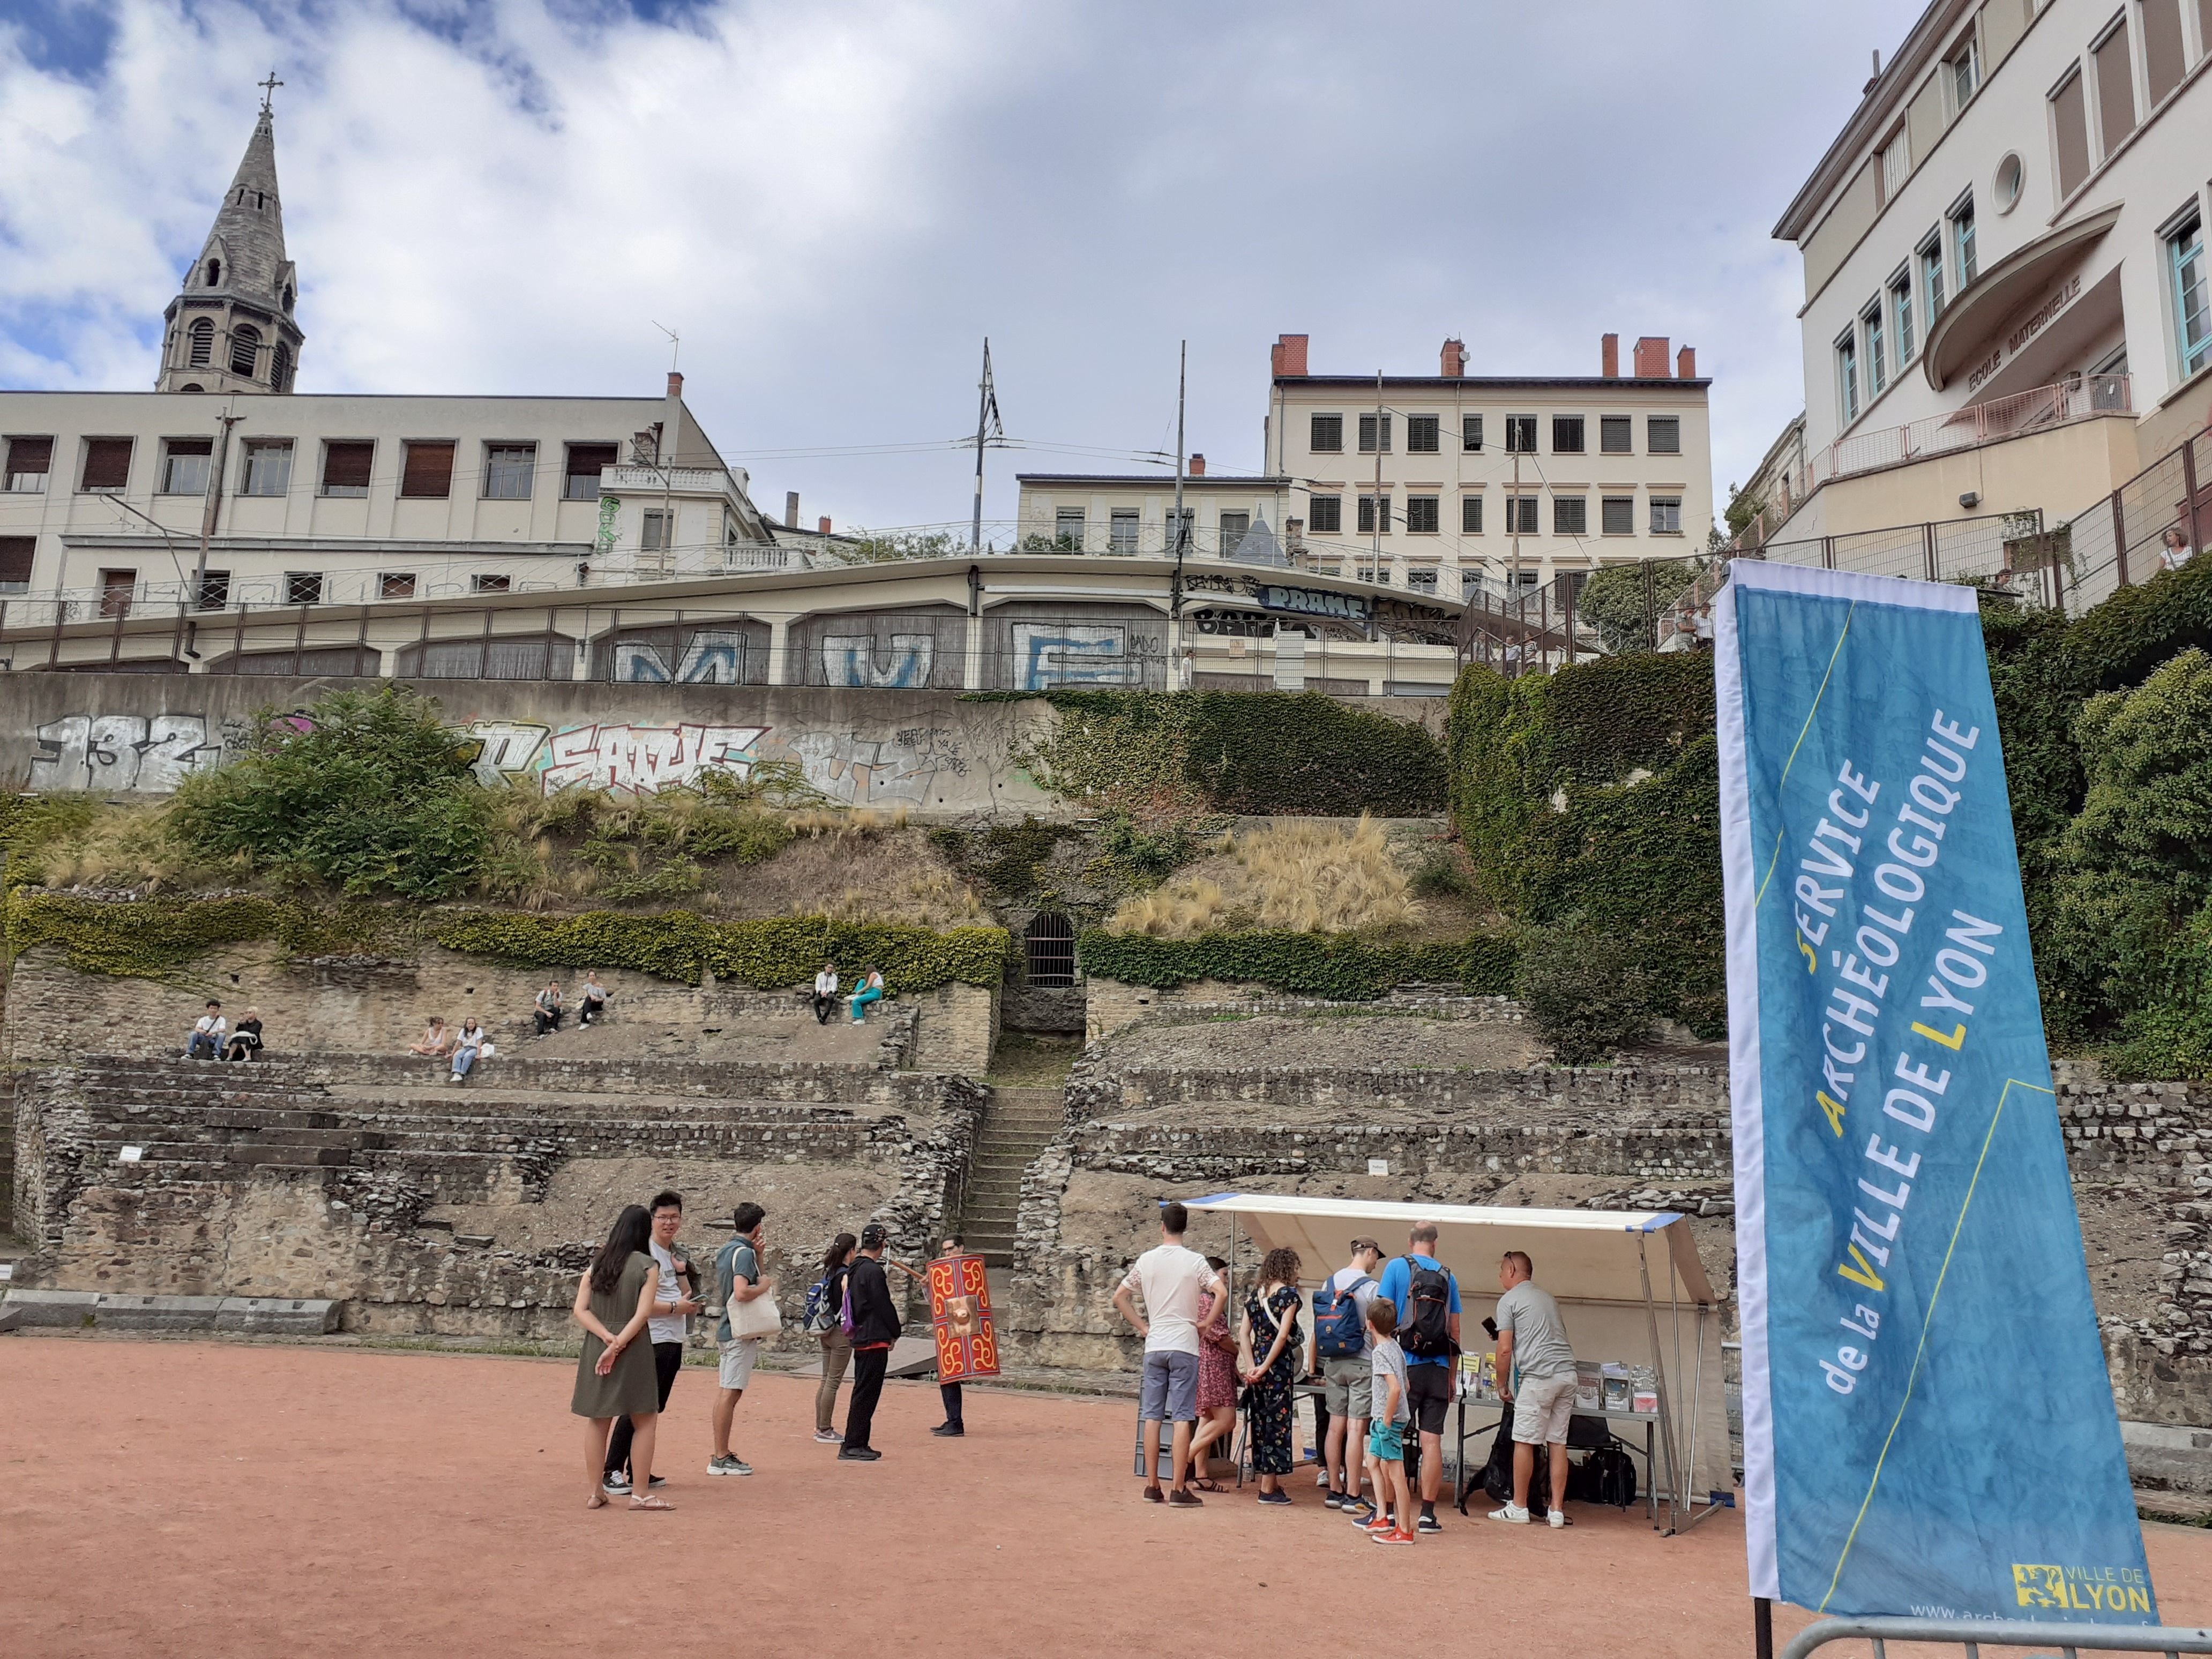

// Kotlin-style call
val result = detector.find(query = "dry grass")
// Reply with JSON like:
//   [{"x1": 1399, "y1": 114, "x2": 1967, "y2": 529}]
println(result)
[
  {"x1": 1106, "y1": 814, "x2": 1421, "y2": 938},
  {"x1": 4, "y1": 797, "x2": 239, "y2": 893}
]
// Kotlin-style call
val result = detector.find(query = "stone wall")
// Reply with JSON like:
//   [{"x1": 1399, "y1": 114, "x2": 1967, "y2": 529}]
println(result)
[{"x1": 1083, "y1": 976, "x2": 1523, "y2": 1043}]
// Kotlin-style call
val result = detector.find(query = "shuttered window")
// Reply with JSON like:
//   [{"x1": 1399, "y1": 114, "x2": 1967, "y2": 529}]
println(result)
[
  {"x1": 1462, "y1": 415, "x2": 1483, "y2": 451},
  {"x1": 1461, "y1": 495, "x2": 1483, "y2": 534},
  {"x1": 564, "y1": 443, "x2": 617, "y2": 500},
  {"x1": 1357, "y1": 494, "x2": 1389, "y2": 533},
  {"x1": 321, "y1": 441, "x2": 373, "y2": 497},
  {"x1": 1601, "y1": 416, "x2": 1632, "y2": 454},
  {"x1": 2095, "y1": 20, "x2": 2136, "y2": 154},
  {"x1": 1310, "y1": 414, "x2": 1343, "y2": 453},
  {"x1": 1505, "y1": 496, "x2": 1538, "y2": 535},
  {"x1": 1602, "y1": 496, "x2": 1635, "y2": 535},
  {"x1": 6, "y1": 436, "x2": 53, "y2": 490},
  {"x1": 1552, "y1": 416, "x2": 1585, "y2": 454},
  {"x1": 1309, "y1": 495, "x2": 1342, "y2": 534},
  {"x1": 1553, "y1": 496, "x2": 1588, "y2": 536},
  {"x1": 1406, "y1": 415, "x2": 1440, "y2": 453},
  {"x1": 401, "y1": 441, "x2": 455, "y2": 498},
  {"x1": 1404, "y1": 495, "x2": 1439, "y2": 533},
  {"x1": 1504, "y1": 416, "x2": 1537, "y2": 453},
  {"x1": 81, "y1": 438, "x2": 132, "y2": 492},
  {"x1": 1647, "y1": 416, "x2": 1681, "y2": 455},
  {"x1": 1357, "y1": 414, "x2": 1392, "y2": 453},
  {"x1": 0, "y1": 535, "x2": 33, "y2": 587}
]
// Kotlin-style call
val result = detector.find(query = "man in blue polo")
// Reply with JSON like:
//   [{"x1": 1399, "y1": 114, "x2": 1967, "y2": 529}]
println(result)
[{"x1": 1374, "y1": 1221, "x2": 1461, "y2": 1534}]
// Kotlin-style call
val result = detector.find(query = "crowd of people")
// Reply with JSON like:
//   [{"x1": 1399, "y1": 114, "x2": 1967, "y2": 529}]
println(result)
[
  {"x1": 569, "y1": 1192, "x2": 969, "y2": 1511},
  {"x1": 1117, "y1": 1204, "x2": 1582, "y2": 1544}
]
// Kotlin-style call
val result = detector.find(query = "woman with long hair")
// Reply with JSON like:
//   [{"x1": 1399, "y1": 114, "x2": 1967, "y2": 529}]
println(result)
[
  {"x1": 1186, "y1": 1254, "x2": 1238, "y2": 1491},
  {"x1": 1238, "y1": 1245, "x2": 1305, "y2": 1505},
  {"x1": 812, "y1": 1232, "x2": 860, "y2": 1444},
  {"x1": 571, "y1": 1204, "x2": 671, "y2": 1510}
]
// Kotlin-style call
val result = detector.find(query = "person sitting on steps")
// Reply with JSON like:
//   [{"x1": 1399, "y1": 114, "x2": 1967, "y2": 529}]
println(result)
[
  {"x1": 223, "y1": 1008, "x2": 264, "y2": 1062},
  {"x1": 579, "y1": 972, "x2": 609, "y2": 1027},
  {"x1": 847, "y1": 966, "x2": 885, "y2": 1026},
  {"x1": 449, "y1": 1018, "x2": 488, "y2": 1084},
  {"x1": 533, "y1": 980, "x2": 564, "y2": 1037},
  {"x1": 408, "y1": 1017, "x2": 453, "y2": 1058}
]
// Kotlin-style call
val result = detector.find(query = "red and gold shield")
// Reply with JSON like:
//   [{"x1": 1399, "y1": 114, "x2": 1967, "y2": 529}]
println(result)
[{"x1": 927, "y1": 1252, "x2": 999, "y2": 1381}]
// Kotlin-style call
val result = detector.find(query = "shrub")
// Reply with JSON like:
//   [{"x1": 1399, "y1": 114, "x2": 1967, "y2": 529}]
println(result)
[
  {"x1": 1078, "y1": 928, "x2": 1517, "y2": 1000},
  {"x1": 1106, "y1": 814, "x2": 1418, "y2": 938},
  {"x1": 1513, "y1": 918, "x2": 1653, "y2": 1065},
  {"x1": 1577, "y1": 560, "x2": 1702, "y2": 656}
]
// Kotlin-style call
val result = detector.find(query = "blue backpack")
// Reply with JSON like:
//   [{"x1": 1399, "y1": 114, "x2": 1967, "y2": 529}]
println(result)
[
  {"x1": 802, "y1": 1271, "x2": 842, "y2": 1335},
  {"x1": 1312, "y1": 1274, "x2": 1374, "y2": 1358}
]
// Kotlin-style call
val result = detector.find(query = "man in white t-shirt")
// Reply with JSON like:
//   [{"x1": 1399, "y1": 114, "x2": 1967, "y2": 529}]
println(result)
[
  {"x1": 186, "y1": 1000, "x2": 227, "y2": 1060},
  {"x1": 603, "y1": 1189, "x2": 701, "y2": 1498},
  {"x1": 811, "y1": 963, "x2": 839, "y2": 1026},
  {"x1": 1311, "y1": 1237, "x2": 1383, "y2": 1514},
  {"x1": 1111, "y1": 1199, "x2": 1224, "y2": 1508}
]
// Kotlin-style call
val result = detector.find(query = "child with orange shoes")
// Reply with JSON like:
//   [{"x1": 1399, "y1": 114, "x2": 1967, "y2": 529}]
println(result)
[{"x1": 1358, "y1": 1299, "x2": 1417, "y2": 1545}]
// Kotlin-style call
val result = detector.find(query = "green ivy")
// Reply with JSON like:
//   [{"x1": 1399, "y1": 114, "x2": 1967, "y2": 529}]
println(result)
[
  {"x1": 1077, "y1": 928, "x2": 1517, "y2": 1000},
  {"x1": 6, "y1": 892, "x2": 415, "y2": 981}
]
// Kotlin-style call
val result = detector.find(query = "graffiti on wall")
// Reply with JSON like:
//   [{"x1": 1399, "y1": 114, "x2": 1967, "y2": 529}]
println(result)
[
  {"x1": 30, "y1": 714, "x2": 223, "y2": 792},
  {"x1": 539, "y1": 723, "x2": 769, "y2": 796},
  {"x1": 1011, "y1": 622, "x2": 1134, "y2": 689},
  {"x1": 757, "y1": 723, "x2": 970, "y2": 806},
  {"x1": 820, "y1": 634, "x2": 935, "y2": 689},
  {"x1": 612, "y1": 631, "x2": 756, "y2": 685}
]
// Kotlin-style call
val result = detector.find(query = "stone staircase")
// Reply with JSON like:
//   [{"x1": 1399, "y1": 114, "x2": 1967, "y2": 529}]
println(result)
[{"x1": 960, "y1": 1085, "x2": 1065, "y2": 1268}]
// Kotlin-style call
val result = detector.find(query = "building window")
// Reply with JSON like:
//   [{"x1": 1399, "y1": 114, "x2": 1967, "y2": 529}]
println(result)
[
  {"x1": 1504, "y1": 496, "x2": 1539, "y2": 535},
  {"x1": 4, "y1": 436, "x2": 51, "y2": 492},
  {"x1": 270, "y1": 340, "x2": 292, "y2": 393},
  {"x1": 1309, "y1": 495, "x2": 1342, "y2": 535},
  {"x1": 379, "y1": 572, "x2": 417, "y2": 599},
  {"x1": 1865, "y1": 302, "x2": 1887, "y2": 396},
  {"x1": 1357, "y1": 494, "x2": 1390, "y2": 534},
  {"x1": 284, "y1": 571, "x2": 324, "y2": 606},
  {"x1": 240, "y1": 440, "x2": 293, "y2": 496},
  {"x1": 1404, "y1": 496, "x2": 1439, "y2": 533},
  {"x1": 1461, "y1": 495, "x2": 1483, "y2": 534},
  {"x1": 160, "y1": 438, "x2": 213, "y2": 495},
  {"x1": 2094, "y1": 17, "x2": 2137, "y2": 154},
  {"x1": 229, "y1": 323, "x2": 261, "y2": 377},
  {"x1": 204, "y1": 258, "x2": 220, "y2": 286},
  {"x1": 1601, "y1": 496, "x2": 1635, "y2": 535},
  {"x1": 1647, "y1": 416, "x2": 1682, "y2": 454},
  {"x1": 1358, "y1": 563, "x2": 1391, "y2": 586},
  {"x1": 641, "y1": 510, "x2": 672, "y2": 552},
  {"x1": 99, "y1": 568, "x2": 136, "y2": 618},
  {"x1": 79, "y1": 437, "x2": 132, "y2": 493},
  {"x1": 1166, "y1": 507, "x2": 1193, "y2": 550},
  {"x1": 0, "y1": 536, "x2": 32, "y2": 592},
  {"x1": 1462, "y1": 415, "x2": 1484, "y2": 451},
  {"x1": 1880, "y1": 134, "x2": 1909, "y2": 201},
  {"x1": 1358, "y1": 413, "x2": 1393, "y2": 452},
  {"x1": 2052, "y1": 70, "x2": 2091, "y2": 200},
  {"x1": 1218, "y1": 510, "x2": 1250, "y2": 551},
  {"x1": 1951, "y1": 195, "x2": 1976, "y2": 288},
  {"x1": 1552, "y1": 496, "x2": 1587, "y2": 536},
  {"x1": 1837, "y1": 330, "x2": 1860, "y2": 424},
  {"x1": 1994, "y1": 152, "x2": 2023, "y2": 214},
  {"x1": 1891, "y1": 270, "x2": 1915, "y2": 364},
  {"x1": 197, "y1": 570, "x2": 230, "y2": 610},
  {"x1": 1406, "y1": 567, "x2": 1438, "y2": 594},
  {"x1": 1109, "y1": 509, "x2": 1139, "y2": 551},
  {"x1": 472, "y1": 573, "x2": 512, "y2": 593},
  {"x1": 1551, "y1": 415, "x2": 1585, "y2": 454},
  {"x1": 2173, "y1": 214, "x2": 2209, "y2": 378},
  {"x1": 1919, "y1": 232, "x2": 1946, "y2": 327},
  {"x1": 1947, "y1": 32, "x2": 1980, "y2": 113},
  {"x1": 186, "y1": 318, "x2": 214, "y2": 367},
  {"x1": 1025, "y1": 913, "x2": 1076, "y2": 988},
  {"x1": 1504, "y1": 415, "x2": 1537, "y2": 453},
  {"x1": 401, "y1": 440, "x2": 455, "y2": 499},
  {"x1": 564, "y1": 443, "x2": 617, "y2": 500},
  {"x1": 321, "y1": 440, "x2": 373, "y2": 498},
  {"x1": 1053, "y1": 506, "x2": 1085, "y2": 548},
  {"x1": 1650, "y1": 497, "x2": 1683, "y2": 536},
  {"x1": 2144, "y1": 0, "x2": 2187, "y2": 106},
  {"x1": 483, "y1": 444, "x2": 537, "y2": 499},
  {"x1": 1310, "y1": 414, "x2": 1343, "y2": 453},
  {"x1": 1600, "y1": 415, "x2": 1632, "y2": 454},
  {"x1": 1406, "y1": 414, "x2": 1440, "y2": 453}
]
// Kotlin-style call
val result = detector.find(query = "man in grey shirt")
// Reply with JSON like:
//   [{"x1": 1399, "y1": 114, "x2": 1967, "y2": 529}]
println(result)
[{"x1": 1490, "y1": 1249, "x2": 1577, "y2": 1528}]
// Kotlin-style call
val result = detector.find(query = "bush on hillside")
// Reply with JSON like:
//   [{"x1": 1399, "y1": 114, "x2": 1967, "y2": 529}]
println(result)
[
  {"x1": 1514, "y1": 918, "x2": 1653, "y2": 1065},
  {"x1": 1576, "y1": 559, "x2": 1703, "y2": 655}
]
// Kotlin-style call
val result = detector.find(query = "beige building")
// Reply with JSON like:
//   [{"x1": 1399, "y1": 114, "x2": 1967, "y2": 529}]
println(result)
[{"x1": 1768, "y1": 0, "x2": 2212, "y2": 542}]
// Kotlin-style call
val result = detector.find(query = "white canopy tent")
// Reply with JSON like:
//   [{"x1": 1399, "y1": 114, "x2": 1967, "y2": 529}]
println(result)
[{"x1": 1180, "y1": 1193, "x2": 1731, "y2": 1530}]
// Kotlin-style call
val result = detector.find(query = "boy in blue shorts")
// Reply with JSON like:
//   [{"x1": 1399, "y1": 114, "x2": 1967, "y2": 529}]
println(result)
[{"x1": 1359, "y1": 1299, "x2": 1415, "y2": 1545}]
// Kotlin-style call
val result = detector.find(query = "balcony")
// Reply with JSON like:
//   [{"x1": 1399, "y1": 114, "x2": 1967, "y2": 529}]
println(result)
[
  {"x1": 1800, "y1": 375, "x2": 2131, "y2": 498},
  {"x1": 599, "y1": 465, "x2": 747, "y2": 499}
]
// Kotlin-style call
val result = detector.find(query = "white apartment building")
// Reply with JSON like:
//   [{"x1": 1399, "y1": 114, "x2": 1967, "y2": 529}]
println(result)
[
  {"x1": 0, "y1": 103, "x2": 774, "y2": 621},
  {"x1": 1769, "y1": 0, "x2": 2212, "y2": 540},
  {"x1": 1011, "y1": 460, "x2": 1292, "y2": 563}
]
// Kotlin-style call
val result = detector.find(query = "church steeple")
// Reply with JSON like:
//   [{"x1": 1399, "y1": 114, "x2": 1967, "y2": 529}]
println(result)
[{"x1": 158, "y1": 78, "x2": 304, "y2": 395}]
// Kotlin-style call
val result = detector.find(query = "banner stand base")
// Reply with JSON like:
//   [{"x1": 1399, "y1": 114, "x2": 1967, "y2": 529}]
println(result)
[{"x1": 1754, "y1": 1597, "x2": 1773, "y2": 1659}]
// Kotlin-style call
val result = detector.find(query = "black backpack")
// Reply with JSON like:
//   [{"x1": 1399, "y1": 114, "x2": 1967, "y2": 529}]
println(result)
[
  {"x1": 1398, "y1": 1256, "x2": 1458, "y2": 1359},
  {"x1": 1481, "y1": 1411, "x2": 1548, "y2": 1519},
  {"x1": 1582, "y1": 1444, "x2": 1638, "y2": 1509}
]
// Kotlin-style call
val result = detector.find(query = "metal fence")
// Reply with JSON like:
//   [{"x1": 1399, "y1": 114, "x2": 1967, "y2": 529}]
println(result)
[{"x1": 1778, "y1": 1613, "x2": 2212, "y2": 1658}]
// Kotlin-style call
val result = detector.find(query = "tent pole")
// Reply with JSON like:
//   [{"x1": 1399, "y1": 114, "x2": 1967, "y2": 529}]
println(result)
[{"x1": 1639, "y1": 1233, "x2": 1684, "y2": 1533}]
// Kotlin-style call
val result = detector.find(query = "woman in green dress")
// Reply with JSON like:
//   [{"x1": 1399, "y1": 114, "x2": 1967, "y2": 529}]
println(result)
[{"x1": 571, "y1": 1204, "x2": 670, "y2": 1511}]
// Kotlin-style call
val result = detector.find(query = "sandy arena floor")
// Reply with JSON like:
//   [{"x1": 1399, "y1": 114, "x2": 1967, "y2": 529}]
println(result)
[{"x1": 4, "y1": 1336, "x2": 2208, "y2": 1658}]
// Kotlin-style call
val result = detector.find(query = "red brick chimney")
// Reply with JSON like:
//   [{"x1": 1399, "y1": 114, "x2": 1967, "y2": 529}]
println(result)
[
  {"x1": 1633, "y1": 337, "x2": 1671, "y2": 379},
  {"x1": 667, "y1": 371, "x2": 685, "y2": 398},
  {"x1": 1601, "y1": 333, "x2": 1619, "y2": 378},
  {"x1": 818, "y1": 516, "x2": 832, "y2": 534},
  {"x1": 1188, "y1": 453, "x2": 1206, "y2": 476},
  {"x1": 1676, "y1": 345, "x2": 1697, "y2": 380},
  {"x1": 1440, "y1": 338, "x2": 1467, "y2": 377},
  {"x1": 1271, "y1": 334, "x2": 1309, "y2": 378}
]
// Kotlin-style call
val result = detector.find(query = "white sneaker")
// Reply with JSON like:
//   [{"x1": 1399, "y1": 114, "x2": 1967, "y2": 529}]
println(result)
[
  {"x1": 1548, "y1": 1508, "x2": 1570, "y2": 1528},
  {"x1": 1488, "y1": 1503, "x2": 1530, "y2": 1525}
]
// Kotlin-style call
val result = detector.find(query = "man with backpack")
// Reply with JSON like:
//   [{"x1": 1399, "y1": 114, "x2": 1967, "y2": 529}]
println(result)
[
  {"x1": 1374, "y1": 1222, "x2": 1461, "y2": 1534},
  {"x1": 840, "y1": 1223, "x2": 902, "y2": 1461},
  {"x1": 1489, "y1": 1250, "x2": 1578, "y2": 1528},
  {"x1": 1310, "y1": 1237, "x2": 1382, "y2": 1513},
  {"x1": 707, "y1": 1201, "x2": 773, "y2": 1477}
]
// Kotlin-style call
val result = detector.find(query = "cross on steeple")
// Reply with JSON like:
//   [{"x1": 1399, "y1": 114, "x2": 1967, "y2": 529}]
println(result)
[{"x1": 258, "y1": 70, "x2": 283, "y2": 114}]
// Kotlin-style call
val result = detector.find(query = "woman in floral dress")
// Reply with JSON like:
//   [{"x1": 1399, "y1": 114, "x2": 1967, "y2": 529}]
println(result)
[
  {"x1": 1238, "y1": 1246, "x2": 1305, "y2": 1505},
  {"x1": 1187, "y1": 1255, "x2": 1239, "y2": 1491}
]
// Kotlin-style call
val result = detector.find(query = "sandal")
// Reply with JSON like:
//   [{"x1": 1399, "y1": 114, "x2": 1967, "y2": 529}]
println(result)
[
  {"x1": 629, "y1": 1496, "x2": 676, "y2": 1511},
  {"x1": 1190, "y1": 1478, "x2": 1225, "y2": 1493}
]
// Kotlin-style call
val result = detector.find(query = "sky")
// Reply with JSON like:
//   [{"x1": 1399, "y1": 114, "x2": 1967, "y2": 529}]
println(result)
[{"x1": 0, "y1": 0, "x2": 1930, "y2": 535}]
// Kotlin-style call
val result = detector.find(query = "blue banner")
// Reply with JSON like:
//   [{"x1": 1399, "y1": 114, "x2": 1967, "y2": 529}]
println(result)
[{"x1": 1715, "y1": 562, "x2": 2153, "y2": 1624}]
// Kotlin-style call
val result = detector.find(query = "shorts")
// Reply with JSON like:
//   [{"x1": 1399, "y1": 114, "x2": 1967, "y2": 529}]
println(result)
[
  {"x1": 718, "y1": 1337, "x2": 759, "y2": 1390},
  {"x1": 1138, "y1": 1349, "x2": 1199, "y2": 1424},
  {"x1": 1366, "y1": 1420, "x2": 1405, "y2": 1463},
  {"x1": 1322, "y1": 1354, "x2": 1372, "y2": 1419},
  {"x1": 1512, "y1": 1370, "x2": 1576, "y2": 1445},
  {"x1": 1407, "y1": 1363, "x2": 1453, "y2": 1435}
]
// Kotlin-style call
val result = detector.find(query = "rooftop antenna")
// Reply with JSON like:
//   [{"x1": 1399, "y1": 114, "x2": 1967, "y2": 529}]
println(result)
[
  {"x1": 258, "y1": 70, "x2": 283, "y2": 114},
  {"x1": 651, "y1": 320, "x2": 679, "y2": 372},
  {"x1": 970, "y1": 338, "x2": 1002, "y2": 552}
]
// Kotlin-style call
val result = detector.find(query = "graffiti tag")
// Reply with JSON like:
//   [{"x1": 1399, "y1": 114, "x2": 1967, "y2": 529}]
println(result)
[
  {"x1": 30, "y1": 714, "x2": 222, "y2": 793},
  {"x1": 539, "y1": 722, "x2": 766, "y2": 796}
]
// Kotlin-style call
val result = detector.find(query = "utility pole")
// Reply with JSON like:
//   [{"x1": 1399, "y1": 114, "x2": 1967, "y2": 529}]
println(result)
[
  {"x1": 1509, "y1": 446, "x2": 1523, "y2": 661},
  {"x1": 970, "y1": 338, "x2": 1000, "y2": 552},
  {"x1": 193, "y1": 411, "x2": 243, "y2": 611},
  {"x1": 1372, "y1": 369, "x2": 1385, "y2": 569},
  {"x1": 1170, "y1": 340, "x2": 1187, "y2": 623}
]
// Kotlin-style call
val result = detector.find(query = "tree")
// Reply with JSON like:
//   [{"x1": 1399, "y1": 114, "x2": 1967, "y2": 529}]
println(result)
[{"x1": 1578, "y1": 559, "x2": 1701, "y2": 655}]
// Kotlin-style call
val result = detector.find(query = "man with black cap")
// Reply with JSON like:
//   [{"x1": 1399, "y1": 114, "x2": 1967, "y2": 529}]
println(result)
[{"x1": 840, "y1": 1222, "x2": 901, "y2": 1460}]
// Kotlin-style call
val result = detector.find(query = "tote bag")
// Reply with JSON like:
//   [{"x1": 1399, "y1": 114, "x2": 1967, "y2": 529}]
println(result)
[{"x1": 730, "y1": 1288, "x2": 782, "y2": 1340}]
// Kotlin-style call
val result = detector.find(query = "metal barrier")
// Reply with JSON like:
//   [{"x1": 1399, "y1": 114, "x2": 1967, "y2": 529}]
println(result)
[{"x1": 1780, "y1": 1615, "x2": 2212, "y2": 1658}]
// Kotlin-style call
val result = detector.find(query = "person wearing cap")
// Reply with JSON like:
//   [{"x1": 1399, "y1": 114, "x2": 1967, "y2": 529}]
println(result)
[
  {"x1": 839, "y1": 1223, "x2": 902, "y2": 1461},
  {"x1": 1313, "y1": 1237, "x2": 1384, "y2": 1515}
]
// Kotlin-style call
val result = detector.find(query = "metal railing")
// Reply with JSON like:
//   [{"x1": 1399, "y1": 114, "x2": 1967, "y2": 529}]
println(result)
[
  {"x1": 2045, "y1": 425, "x2": 2210, "y2": 614},
  {"x1": 1788, "y1": 375, "x2": 2132, "y2": 503},
  {"x1": 1780, "y1": 1613, "x2": 2212, "y2": 1658}
]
